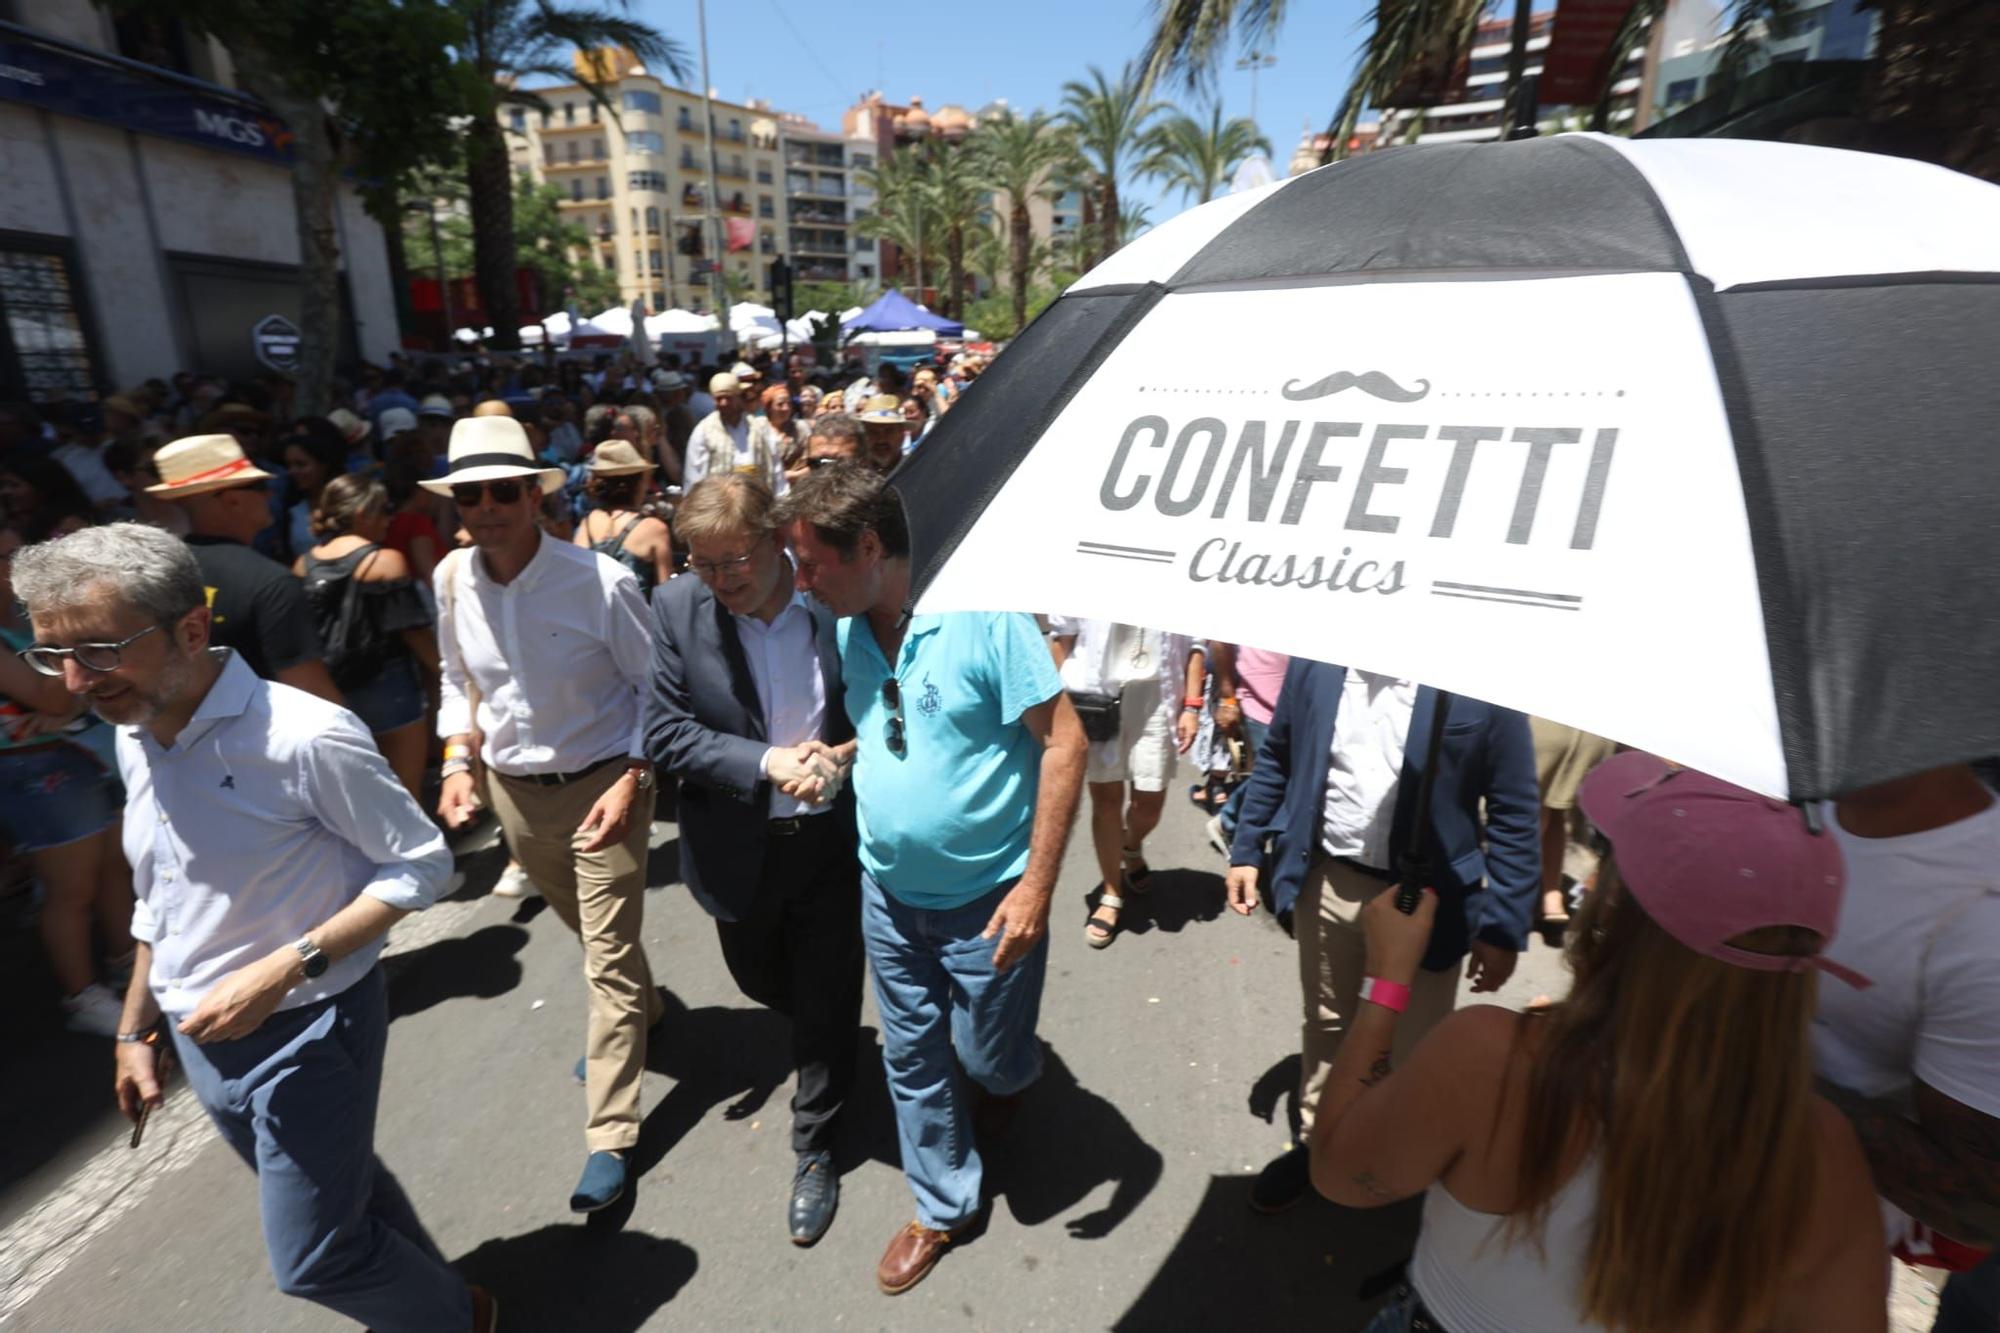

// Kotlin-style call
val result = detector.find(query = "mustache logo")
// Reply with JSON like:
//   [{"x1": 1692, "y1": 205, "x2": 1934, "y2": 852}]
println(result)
[{"x1": 1280, "y1": 371, "x2": 1431, "y2": 403}]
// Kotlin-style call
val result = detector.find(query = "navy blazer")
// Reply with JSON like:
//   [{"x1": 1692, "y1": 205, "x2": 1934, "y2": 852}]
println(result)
[
  {"x1": 1228, "y1": 660, "x2": 1540, "y2": 974},
  {"x1": 642, "y1": 573, "x2": 856, "y2": 923}
]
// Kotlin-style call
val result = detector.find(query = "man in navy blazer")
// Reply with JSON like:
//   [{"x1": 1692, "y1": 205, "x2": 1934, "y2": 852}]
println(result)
[
  {"x1": 1224, "y1": 659, "x2": 1538, "y2": 1213},
  {"x1": 643, "y1": 474, "x2": 861, "y2": 1246}
]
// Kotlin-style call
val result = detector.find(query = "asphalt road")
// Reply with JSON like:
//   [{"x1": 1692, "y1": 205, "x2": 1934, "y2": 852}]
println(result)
[{"x1": 3, "y1": 788, "x2": 1580, "y2": 1332}]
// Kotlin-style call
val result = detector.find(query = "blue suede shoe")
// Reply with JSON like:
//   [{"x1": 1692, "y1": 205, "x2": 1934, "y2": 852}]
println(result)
[{"x1": 570, "y1": 1151, "x2": 627, "y2": 1213}]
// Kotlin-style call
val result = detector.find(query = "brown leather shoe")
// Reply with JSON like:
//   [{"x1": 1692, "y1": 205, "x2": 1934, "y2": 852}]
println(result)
[
  {"x1": 469, "y1": 1283, "x2": 499, "y2": 1332},
  {"x1": 876, "y1": 1220, "x2": 965, "y2": 1295}
]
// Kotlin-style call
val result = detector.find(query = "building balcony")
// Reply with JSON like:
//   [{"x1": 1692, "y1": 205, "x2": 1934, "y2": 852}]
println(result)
[
  {"x1": 786, "y1": 182, "x2": 846, "y2": 200},
  {"x1": 539, "y1": 119, "x2": 599, "y2": 134}
]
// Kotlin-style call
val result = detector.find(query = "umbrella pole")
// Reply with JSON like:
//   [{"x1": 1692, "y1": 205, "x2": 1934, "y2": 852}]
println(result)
[{"x1": 1396, "y1": 689, "x2": 1454, "y2": 914}]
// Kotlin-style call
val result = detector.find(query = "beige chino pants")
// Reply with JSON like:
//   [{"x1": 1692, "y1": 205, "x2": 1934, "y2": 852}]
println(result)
[
  {"x1": 488, "y1": 762, "x2": 662, "y2": 1153},
  {"x1": 1295, "y1": 857, "x2": 1461, "y2": 1136}
]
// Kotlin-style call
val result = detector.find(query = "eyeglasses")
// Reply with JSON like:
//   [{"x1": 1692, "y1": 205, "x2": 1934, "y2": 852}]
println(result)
[
  {"x1": 21, "y1": 624, "x2": 161, "y2": 677},
  {"x1": 882, "y1": 677, "x2": 906, "y2": 756},
  {"x1": 689, "y1": 537, "x2": 767, "y2": 580},
  {"x1": 451, "y1": 478, "x2": 525, "y2": 507},
  {"x1": 806, "y1": 455, "x2": 845, "y2": 470}
]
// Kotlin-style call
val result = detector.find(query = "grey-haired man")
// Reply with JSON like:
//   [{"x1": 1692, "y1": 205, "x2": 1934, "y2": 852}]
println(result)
[{"x1": 11, "y1": 523, "x2": 491, "y2": 1332}]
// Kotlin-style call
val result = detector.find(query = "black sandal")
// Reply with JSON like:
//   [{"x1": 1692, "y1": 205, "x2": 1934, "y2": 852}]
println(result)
[
  {"x1": 1121, "y1": 847, "x2": 1153, "y2": 895},
  {"x1": 1085, "y1": 888, "x2": 1125, "y2": 949}
]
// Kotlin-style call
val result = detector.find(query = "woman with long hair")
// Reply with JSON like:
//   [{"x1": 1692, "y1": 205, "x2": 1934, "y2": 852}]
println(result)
[
  {"x1": 281, "y1": 418, "x2": 351, "y2": 561},
  {"x1": 295, "y1": 475, "x2": 438, "y2": 801},
  {"x1": 0, "y1": 454, "x2": 95, "y2": 544},
  {"x1": 572, "y1": 441, "x2": 671, "y2": 593},
  {"x1": 1311, "y1": 752, "x2": 1886, "y2": 1333}
]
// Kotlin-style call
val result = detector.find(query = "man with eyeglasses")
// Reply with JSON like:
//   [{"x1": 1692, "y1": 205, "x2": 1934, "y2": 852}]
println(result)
[
  {"x1": 426, "y1": 415, "x2": 665, "y2": 1214},
  {"x1": 774, "y1": 463, "x2": 1088, "y2": 1296},
  {"x1": 641, "y1": 473, "x2": 863, "y2": 1246},
  {"x1": 147, "y1": 434, "x2": 343, "y2": 705},
  {"x1": 9, "y1": 522, "x2": 493, "y2": 1332}
]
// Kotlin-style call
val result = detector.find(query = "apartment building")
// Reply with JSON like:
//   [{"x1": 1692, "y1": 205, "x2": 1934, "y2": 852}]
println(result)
[
  {"x1": 779, "y1": 119, "x2": 855, "y2": 289},
  {"x1": 503, "y1": 48, "x2": 787, "y2": 314}
]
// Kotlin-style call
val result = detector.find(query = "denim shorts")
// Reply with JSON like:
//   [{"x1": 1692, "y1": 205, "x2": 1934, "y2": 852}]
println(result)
[
  {"x1": 341, "y1": 656, "x2": 427, "y2": 735},
  {"x1": 0, "y1": 741, "x2": 120, "y2": 851}
]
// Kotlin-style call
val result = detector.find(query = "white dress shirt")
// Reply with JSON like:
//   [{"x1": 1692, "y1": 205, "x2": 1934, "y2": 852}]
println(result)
[
  {"x1": 436, "y1": 531, "x2": 652, "y2": 776},
  {"x1": 1320, "y1": 672, "x2": 1418, "y2": 870},
  {"x1": 119, "y1": 650, "x2": 453, "y2": 1019},
  {"x1": 1047, "y1": 616, "x2": 1193, "y2": 707},
  {"x1": 735, "y1": 589, "x2": 829, "y2": 818}
]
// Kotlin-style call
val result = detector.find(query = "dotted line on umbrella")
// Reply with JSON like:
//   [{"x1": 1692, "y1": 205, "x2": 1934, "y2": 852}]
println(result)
[{"x1": 1132, "y1": 386, "x2": 1629, "y2": 398}]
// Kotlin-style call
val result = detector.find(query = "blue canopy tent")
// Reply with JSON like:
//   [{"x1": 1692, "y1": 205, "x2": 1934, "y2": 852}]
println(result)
[{"x1": 841, "y1": 289, "x2": 964, "y2": 336}]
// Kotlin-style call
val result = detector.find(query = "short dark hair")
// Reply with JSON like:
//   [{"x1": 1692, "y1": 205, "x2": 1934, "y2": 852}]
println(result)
[
  {"x1": 773, "y1": 461, "x2": 909, "y2": 559},
  {"x1": 807, "y1": 414, "x2": 864, "y2": 450}
]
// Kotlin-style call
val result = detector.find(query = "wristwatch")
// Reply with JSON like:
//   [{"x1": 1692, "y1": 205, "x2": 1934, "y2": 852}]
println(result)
[
  {"x1": 294, "y1": 937, "x2": 329, "y2": 980},
  {"x1": 625, "y1": 762, "x2": 656, "y2": 793}
]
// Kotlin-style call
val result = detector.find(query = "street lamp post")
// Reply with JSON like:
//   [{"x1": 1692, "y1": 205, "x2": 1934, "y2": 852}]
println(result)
[
  {"x1": 695, "y1": 0, "x2": 730, "y2": 335},
  {"x1": 1235, "y1": 50, "x2": 1277, "y2": 125}
]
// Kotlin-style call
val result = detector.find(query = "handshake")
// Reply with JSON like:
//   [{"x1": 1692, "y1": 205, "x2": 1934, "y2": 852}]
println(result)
[{"x1": 766, "y1": 739, "x2": 854, "y2": 807}]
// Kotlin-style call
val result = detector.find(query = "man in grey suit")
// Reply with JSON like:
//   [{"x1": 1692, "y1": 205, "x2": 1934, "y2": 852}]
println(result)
[{"x1": 643, "y1": 473, "x2": 862, "y2": 1246}]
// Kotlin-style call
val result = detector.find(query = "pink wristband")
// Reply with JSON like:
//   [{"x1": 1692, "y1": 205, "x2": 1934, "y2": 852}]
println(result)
[{"x1": 1360, "y1": 976, "x2": 1411, "y2": 1014}]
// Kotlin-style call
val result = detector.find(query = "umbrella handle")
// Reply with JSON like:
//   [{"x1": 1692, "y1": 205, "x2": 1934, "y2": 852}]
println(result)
[{"x1": 1395, "y1": 689, "x2": 1455, "y2": 915}]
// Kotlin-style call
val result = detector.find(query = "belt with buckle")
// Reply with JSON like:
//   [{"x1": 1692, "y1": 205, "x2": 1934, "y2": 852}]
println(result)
[
  {"x1": 768, "y1": 813, "x2": 833, "y2": 837},
  {"x1": 511, "y1": 755, "x2": 623, "y2": 787},
  {"x1": 1339, "y1": 858, "x2": 1398, "y2": 884}
]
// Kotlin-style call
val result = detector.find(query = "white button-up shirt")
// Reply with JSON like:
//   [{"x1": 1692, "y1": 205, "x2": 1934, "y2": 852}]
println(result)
[
  {"x1": 119, "y1": 650, "x2": 453, "y2": 1019},
  {"x1": 436, "y1": 531, "x2": 652, "y2": 777},
  {"x1": 1320, "y1": 672, "x2": 1418, "y2": 870},
  {"x1": 735, "y1": 590, "x2": 828, "y2": 818}
]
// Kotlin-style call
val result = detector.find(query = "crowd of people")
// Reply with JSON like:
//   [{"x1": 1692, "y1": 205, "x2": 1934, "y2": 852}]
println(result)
[{"x1": 2, "y1": 332, "x2": 1996, "y2": 1333}]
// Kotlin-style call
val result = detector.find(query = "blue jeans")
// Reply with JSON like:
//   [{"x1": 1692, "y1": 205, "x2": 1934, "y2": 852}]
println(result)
[
  {"x1": 1218, "y1": 716, "x2": 1270, "y2": 842},
  {"x1": 1935, "y1": 1251, "x2": 2000, "y2": 1332},
  {"x1": 170, "y1": 967, "x2": 470, "y2": 1332},
  {"x1": 861, "y1": 873, "x2": 1048, "y2": 1230}
]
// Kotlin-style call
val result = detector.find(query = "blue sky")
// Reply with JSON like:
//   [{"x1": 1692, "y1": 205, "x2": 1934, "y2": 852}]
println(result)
[{"x1": 630, "y1": 0, "x2": 1379, "y2": 228}]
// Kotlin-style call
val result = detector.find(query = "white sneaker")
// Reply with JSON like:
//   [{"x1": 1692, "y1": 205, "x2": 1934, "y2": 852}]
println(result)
[
  {"x1": 61, "y1": 982, "x2": 125, "y2": 1037},
  {"x1": 1205, "y1": 813, "x2": 1231, "y2": 858},
  {"x1": 492, "y1": 863, "x2": 541, "y2": 899}
]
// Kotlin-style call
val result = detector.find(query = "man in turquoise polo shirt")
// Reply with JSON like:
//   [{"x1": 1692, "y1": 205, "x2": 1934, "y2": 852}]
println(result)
[{"x1": 775, "y1": 464, "x2": 1087, "y2": 1297}]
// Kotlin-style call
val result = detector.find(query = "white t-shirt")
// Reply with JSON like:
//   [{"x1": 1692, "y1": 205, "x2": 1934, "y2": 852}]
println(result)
[
  {"x1": 1320, "y1": 672, "x2": 1416, "y2": 870},
  {"x1": 1814, "y1": 792, "x2": 2000, "y2": 1253}
]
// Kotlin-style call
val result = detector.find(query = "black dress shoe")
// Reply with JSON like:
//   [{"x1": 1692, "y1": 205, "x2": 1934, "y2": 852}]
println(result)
[
  {"x1": 789, "y1": 1149, "x2": 838, "y2": 1246},
  {"x1": 1249, "y1": 1143, "x2": 1312, "y2": 1214}
]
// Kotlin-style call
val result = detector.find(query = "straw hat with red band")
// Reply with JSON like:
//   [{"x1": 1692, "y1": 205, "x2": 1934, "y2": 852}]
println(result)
[
  {"x1": 146, "y1": 434, "x2": 276, "y2": 498},
  {"x1": 1578, "y1": 751, "x2": 1870, "y2": 988},
  {"x1": 418, "y1": 416, "x2": 564, "y2": 496}
]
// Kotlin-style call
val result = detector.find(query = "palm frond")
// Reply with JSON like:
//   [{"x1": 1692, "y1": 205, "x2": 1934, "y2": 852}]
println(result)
[{"x1": 1136, "y1": 0, "x2": 1289, "y2": 95}]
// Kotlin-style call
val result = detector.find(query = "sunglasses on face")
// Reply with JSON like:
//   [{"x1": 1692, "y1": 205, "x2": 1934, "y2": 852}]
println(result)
[
  {"x1": 882, "y1": 677, "x2": 906, "y2": 757},
  {"x1": 451, "y1": 478, "x2": 526, "y2": 507}
]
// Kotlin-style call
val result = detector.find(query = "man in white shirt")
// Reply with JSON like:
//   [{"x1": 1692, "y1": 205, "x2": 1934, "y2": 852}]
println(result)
[
  {"x1": 684, "y1": 372, "x2": 782, "y2": 492},
  {"x1": 10, "y1": 523, "x2": 490, "y2": 1333},
  {"x1": 643, "y1": 474, "x2": 863, "y2": 1246},
  {"x1": 427, "y1": 416, "x2": 663, "y2": 1215},
  {"x1": 1813, "y1": 763, "x2": 2000, "y2": 1328},
  {"x1": 1224, "y1": 660, "x2": 1538, "y2": 1214}
]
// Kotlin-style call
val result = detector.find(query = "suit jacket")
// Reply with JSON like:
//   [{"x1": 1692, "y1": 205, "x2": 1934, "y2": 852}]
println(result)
[
  {"x1": 643, "y1": 573, "x2": 855, "y2": 922},
  {"x1": 1228, "y1": 660, "x2": 1540, "y2": 974}
]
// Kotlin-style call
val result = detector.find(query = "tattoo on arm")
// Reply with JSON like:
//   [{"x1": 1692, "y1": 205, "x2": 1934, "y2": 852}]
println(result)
[
  {"x1": 1360, "y1": 1053, "x2": 1392, "y2": 1088},
  {"x1": 1819, "y1": 1077, "x2": 2000, "y2": 1247},
  {"x1": 1350, "y1": 1170, "x2": 1397, "y2": 1202}
]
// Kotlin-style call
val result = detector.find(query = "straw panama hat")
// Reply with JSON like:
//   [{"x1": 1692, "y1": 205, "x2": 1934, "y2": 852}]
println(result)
[
  {"x1": 586, "y1": 440, "x2": 655, "y2": 476},
  {"x1": 709, "y1": 372, "x2": 743, "y2": 396},
  {"x1": 419, "y1": 416, "x2": 564, "y2": 496},
  {"x1": 858, "y1": 394, "x2": 904, "y2": 424},
  {"x1": 146, "y1": 434, "x2": 275, "y2": 498},
  {"x1": 326, "y1": 408, "x2": 370, "y2": 445}
]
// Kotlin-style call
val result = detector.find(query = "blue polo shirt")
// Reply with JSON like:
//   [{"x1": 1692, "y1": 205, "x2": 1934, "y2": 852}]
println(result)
[{"x1": 839, "y1": 611, "x2": 1062, "y2": 909}]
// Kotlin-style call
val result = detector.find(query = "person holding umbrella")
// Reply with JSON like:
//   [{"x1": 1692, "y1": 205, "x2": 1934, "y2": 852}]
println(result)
[
  {"x1": 1226, "y1": 660, "x2": 1538, "y2": 1213},
  {"x1": 1307, "y1": 753, "x2": 1884, "y2": 1333}
]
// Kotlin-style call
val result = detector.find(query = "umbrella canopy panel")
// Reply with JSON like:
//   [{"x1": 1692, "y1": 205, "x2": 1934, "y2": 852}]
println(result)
[
  {"x1": 898, "y1": 134, "x2": 2000, "y2": 800},
  {"x1": 844, "y1": 289, "x2": 964, "y2": 336}
]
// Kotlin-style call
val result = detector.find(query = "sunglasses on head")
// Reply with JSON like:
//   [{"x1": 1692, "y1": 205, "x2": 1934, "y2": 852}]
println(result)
[{"x1": 451, "y1": 477, "x2": 526, "y2": 507}]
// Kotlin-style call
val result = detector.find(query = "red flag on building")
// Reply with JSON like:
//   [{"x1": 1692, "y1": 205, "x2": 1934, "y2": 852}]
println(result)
[
  {"x1": 1540, "y1": 0, "x2": 1638, "y2": 108},
  {"x1": 725, "y1": 217, "x2": 755, "y2": 253}
]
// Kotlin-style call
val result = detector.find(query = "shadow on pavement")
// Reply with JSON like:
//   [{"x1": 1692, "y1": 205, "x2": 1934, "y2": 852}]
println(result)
[
  {"x1": 454, "y1": 1226, "x2": 697, "y2": 1331},
  {"x1": 628, "y1": 987, "x2": 793, "y2": 1181},
  {"x1": 1248, "y1": 1053, "x2": 1303, "y2": 1145},
  {"x1": 986, "y1": 1044, "x2": 1164, "y2": 1239},
  {"x1": 1112, "y1": 1173, "x2": 1421, "y2": 1331},
  {"x1": 1119, "y1": 867, "x2": 1227, "y2": 937},
  {"x1": 385, "y1": 924, "x2": 530, "y2": 1020}
]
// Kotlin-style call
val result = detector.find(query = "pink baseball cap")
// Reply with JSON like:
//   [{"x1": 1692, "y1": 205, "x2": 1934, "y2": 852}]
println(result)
[{"x1": 1579, "y1": 752, "x2": 1869, "y2": 988}]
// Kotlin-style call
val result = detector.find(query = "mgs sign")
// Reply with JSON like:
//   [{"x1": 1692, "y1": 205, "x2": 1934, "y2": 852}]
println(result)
[{"x1": 252, "y1": 315, "x2": 302, "y2": 374}]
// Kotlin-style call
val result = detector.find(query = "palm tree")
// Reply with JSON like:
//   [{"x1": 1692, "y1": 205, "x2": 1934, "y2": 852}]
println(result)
[
  {"x1": 971, "y1": 110, "x2": 1077, "y2": 333},
  {"x1": 1139, "y1": 1, "x2": 2000, "y2": 182},
  {"x1": 1060, "y1": 64, "x2": 1163, "y2": 269},
  {"x1": 1118, "y1": 201, "x2": 1156, "y2": 247},
  {"x1": 856, "y1": 147, "x2": 934, "y2": 291},
  {"x1": 1140, "y1": 103, "x2": 1273, "y2": 205},
  {"x1": 919, "y1": 138, "x2": 991, "y2": 320},
  {"x1": 452, "y1": 6, "x2": 688, "y2": 349}
]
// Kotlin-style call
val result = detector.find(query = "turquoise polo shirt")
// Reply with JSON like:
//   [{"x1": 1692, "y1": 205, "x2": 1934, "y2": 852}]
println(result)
[{"x1": 839, "y1": 611, "x2": 1062, "y2": 910}]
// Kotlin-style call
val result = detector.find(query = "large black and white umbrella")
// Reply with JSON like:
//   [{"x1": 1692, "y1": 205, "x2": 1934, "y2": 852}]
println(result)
[{"x1": 892, "y1": 133, "x2": 2000, "y2": 802}]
